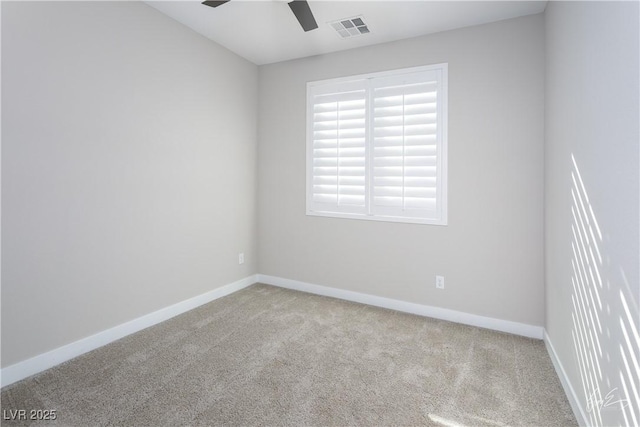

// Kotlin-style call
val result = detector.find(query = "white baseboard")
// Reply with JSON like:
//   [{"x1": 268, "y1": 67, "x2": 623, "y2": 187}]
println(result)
[
  {"x1": 257, "y1": 274, "x2": 544, "y2": 339},
  {"x1": 1, "y1": 273, "x2": 546, "y2": 389},
  {"x1": 0, "y1": 275, "x2": 257, "y2": 388},
  {"x1": 544, "y1": 330, "x2": 588, "y2": 426}
]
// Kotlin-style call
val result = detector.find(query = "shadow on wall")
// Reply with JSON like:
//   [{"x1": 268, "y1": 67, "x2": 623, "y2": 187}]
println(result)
[{"x1": 569, "y1": 154, "x2": 640, "y2": 426}]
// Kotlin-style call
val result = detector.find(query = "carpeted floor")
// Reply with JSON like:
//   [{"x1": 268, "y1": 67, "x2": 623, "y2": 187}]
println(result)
[{"x1": 1, "y1": 283, "x2": 576, "y2": 426}]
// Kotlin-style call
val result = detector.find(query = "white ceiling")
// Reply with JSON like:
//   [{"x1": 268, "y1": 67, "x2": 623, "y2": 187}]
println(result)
[{"x1": 146, "y1": 1, "x2": 547, "y2": 65}]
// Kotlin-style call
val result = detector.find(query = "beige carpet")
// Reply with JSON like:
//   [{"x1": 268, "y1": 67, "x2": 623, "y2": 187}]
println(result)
[{"x1": 1, "y1": 284, "x2": 576, "y2": 426}]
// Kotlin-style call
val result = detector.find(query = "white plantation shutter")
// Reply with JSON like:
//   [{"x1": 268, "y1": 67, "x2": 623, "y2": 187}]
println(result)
[
  {"x1": 308, "y1": 80, "x2": 368, "y2": 215},
  {"x1": 371, "y1": 69, "x2": 445, "y2": 222},
  {"x1": 307, "y1": 64, "x2": 447, "y2": 225}
]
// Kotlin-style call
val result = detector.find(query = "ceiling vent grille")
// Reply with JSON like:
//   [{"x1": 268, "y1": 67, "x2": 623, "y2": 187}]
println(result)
[{"x1": 329, "y1": 16, "x2": 370, "y2": 39}]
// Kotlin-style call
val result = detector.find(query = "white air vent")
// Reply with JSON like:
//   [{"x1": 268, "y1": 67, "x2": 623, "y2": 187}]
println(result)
[{"x1": 329, "y1": 16, "x2": 370, "y2": 39}]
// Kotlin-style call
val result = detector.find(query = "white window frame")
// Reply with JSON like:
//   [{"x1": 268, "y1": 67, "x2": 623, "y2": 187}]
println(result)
[{"x1": 306, "y1": 64, "x2": 448, "y2": 225}]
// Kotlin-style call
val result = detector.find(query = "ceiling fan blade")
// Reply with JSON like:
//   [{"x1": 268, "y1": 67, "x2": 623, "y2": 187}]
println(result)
[
  {"x1": 202, "y1": 1, "x2": 230, "y2": 8},
  {"x1": 288, "y1": 0, "x2": 318, "y2": 32}
]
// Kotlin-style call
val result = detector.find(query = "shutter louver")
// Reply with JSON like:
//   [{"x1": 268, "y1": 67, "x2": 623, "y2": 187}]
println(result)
[{"x1": 309, "y1": 82, "x2": 368, "y2": 215}]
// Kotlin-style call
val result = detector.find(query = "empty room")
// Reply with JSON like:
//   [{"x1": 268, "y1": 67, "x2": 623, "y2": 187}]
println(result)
[{"x1": 1, "y1": 0, "x2": 638, "y2": 425}]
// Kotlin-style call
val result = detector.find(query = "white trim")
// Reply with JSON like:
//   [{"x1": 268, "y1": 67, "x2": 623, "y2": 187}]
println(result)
[
  {"x1": 0, "y1": 274, "x2": 549, "y2": 389},
  {"x1": 544, "y1": 330, "x2": 588, "y2": 426},
  {"x1": 257, "y1": 274, "x2": 543, "y2": 339},
  {"x1": 306, "y1": 210, "x2": 447, "y2": 226},
  {"x1": 0, "y1": 275, "x2": 258, "y2": 388}
]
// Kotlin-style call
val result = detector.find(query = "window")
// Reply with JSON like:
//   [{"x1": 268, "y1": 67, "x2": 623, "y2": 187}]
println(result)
[{"x1": 306, "y1": 64, "x2": 448, "y2": 225}]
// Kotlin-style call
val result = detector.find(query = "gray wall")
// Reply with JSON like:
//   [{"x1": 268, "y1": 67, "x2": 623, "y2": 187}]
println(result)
[
  {"x1": 258, "y1": 14, "x2": 545, "y2": 326},
  {"x1": 2, "y1": 2, "x2": 258, "y2": 367},
  {"x1": 545, "y1": 2, "x2": 640, "y2": 425}
]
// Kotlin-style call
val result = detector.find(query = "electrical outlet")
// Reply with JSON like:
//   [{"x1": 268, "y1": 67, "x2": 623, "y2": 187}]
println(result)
[
  {"x1": 436, "y1": 275, "x2": 445, "y2": 289},
  {"x1": 238, "y1": 253, "x2": 245, "y2": 265}
]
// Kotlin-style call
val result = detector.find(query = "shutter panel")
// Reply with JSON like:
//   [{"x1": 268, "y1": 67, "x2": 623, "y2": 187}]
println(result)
[
  {"x1": 370, "y1": 70, "x2": 444, "y2": 222},
  {"x1": 308, "y1": 80, "x2": 368, "y2": 215}
]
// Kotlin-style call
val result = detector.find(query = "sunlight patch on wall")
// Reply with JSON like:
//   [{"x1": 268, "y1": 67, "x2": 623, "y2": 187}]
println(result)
[
  {"x1": 569, "y1": 154, "x2": 640, "y2": 426},
  {"x1": 618, "y1": 288, "x2": 640, "y2": 426}
]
